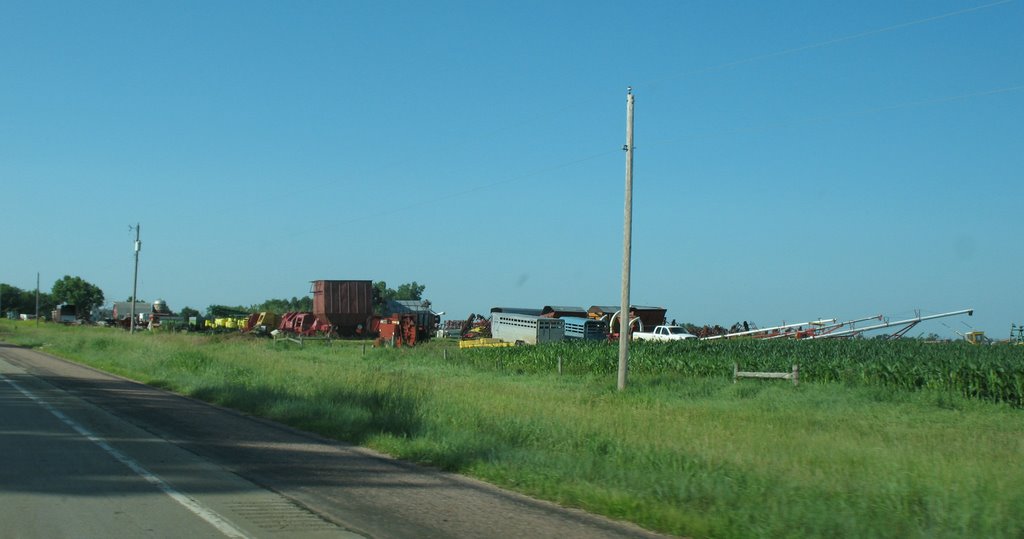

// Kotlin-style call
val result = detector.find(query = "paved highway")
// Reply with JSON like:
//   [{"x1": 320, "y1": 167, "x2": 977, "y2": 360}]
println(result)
[{"x1": 0, "y1": 344, "x2": 668, "y2": 539}]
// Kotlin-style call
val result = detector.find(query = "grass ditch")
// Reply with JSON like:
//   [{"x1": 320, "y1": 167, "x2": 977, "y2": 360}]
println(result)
[{"x1": 2, "y1": 320, "x2": 1022, "y2": 538}]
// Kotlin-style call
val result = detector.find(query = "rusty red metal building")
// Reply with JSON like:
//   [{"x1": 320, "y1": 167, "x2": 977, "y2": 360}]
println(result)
[{"x1": 311, "y1": 280, "x2": 374, "y2": 335}]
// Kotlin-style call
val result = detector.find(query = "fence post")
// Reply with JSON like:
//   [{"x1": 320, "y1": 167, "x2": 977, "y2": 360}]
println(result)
[
  {"x1": 558, "y1": 355, "x2": 562, "y2": 375},
  {"x1": 733, "y1": 362, "x2": 738, "y2": 383},
  {"x1": 792, "y1": 364, "x2": 799, "y2": 386}
]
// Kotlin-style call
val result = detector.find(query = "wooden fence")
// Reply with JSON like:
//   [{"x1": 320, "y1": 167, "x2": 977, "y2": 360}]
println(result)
[{"x1": 733, "y1": 363, "x2": 799, "y2": 386}]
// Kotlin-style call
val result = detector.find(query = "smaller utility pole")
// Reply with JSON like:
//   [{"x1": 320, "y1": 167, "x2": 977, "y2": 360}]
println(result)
[
  {"x1": 35, "y1": 272, "x2": 40, "y2": 326},
  {"x1": 130, "y1": 223, "x2": 141, "y2": 334}
]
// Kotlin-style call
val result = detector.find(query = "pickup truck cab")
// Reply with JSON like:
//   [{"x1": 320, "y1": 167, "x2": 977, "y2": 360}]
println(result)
[{"x1": 632, "y1": 325, "x2": 697, "y2": 341}]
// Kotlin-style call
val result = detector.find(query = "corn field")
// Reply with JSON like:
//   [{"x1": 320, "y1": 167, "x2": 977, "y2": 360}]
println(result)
[{"x1": 458, "y1": 339, "x2": 1024, "y2": 406}]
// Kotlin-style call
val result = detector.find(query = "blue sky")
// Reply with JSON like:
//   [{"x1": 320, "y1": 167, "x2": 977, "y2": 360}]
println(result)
[{"x1": 2, "y1": 1, "x2": 1021, "y2": 338}]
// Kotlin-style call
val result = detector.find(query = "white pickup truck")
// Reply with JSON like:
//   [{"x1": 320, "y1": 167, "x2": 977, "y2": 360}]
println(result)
[{"x1": 632, "y1": 325, "x2": 697, "y2": 341}]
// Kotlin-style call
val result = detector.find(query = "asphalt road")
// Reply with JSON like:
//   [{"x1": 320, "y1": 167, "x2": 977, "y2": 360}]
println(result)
[{"x1": 0, "y1": 343, "x2": 670, "y2": 539}]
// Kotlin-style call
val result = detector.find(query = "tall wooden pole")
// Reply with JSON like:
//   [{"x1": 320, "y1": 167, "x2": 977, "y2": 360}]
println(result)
[{"x1": 618, "y1": 88, "x2": 635, "y2": 391}]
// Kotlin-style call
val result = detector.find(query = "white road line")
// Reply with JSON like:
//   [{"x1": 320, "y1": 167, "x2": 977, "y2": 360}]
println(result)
[{"x1": 1, "y1": 374, "x2": 252, "y2": 539}]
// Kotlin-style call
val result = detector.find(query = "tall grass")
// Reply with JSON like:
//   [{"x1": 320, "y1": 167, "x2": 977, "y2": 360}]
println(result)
[{"x1": 2, "y1": 320, "x2": 1023, "y2": 538}]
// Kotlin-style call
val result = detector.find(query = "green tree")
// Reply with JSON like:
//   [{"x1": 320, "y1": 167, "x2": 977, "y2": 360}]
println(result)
[
  {"x1": 206, "y1": 305, "x2": 250, "y2": 317},
  {"x1": 0, "y1": 283, "x2": 22, "y2": 314},
  {"x1": 253, "y1": 296, "x2": 312, "y2": 314},
  {"x1": 0, "y1": 283, "x2": 56, "y2": 317},
  {"x1": 372, "y1": 281, "x2": 427, "y2": 314},
  {"x1": 179, "y1": 306, "x2": 200, "y2": 320},
  {"x1": 395, "y1": 281, "x2": 425, "y2": 300},
  {"x1": 51, "y1": 275, "x2": 104, "y2": 321}
]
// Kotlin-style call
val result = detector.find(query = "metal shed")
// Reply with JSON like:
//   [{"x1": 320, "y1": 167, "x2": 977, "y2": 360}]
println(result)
[
  {"x1": 311, "y1": 280, "x2": 374, "y2": 334},
  {"x1": 386, "y1": 299, "x2": 440, "y2": 331}
]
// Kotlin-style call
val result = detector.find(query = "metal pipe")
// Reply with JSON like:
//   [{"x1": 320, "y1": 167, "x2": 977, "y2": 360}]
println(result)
[
  {"x1": 760, "y1": 315, "x2": 884, "y2": 339},
  {"x1": 799, "y1": 314, "x2": 885, "y2": 339},
  {"x1": 816, "y1": 309, "x2": 973, "y2": 339},
  {"x1": 702, "y1": 318, "x2": 837, "y2": 340}
]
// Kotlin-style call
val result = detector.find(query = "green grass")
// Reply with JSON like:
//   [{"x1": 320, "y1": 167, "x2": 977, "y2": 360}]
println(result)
[{"x1": 2, "y1": 320, "x2": 1023, "y2": 538}]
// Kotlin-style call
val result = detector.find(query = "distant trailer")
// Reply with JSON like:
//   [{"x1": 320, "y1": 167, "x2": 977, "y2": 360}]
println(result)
[
  {"x1": 561, "y1": 316, "x2": 607, "y2": 340},
  {"x1": 491, "y1": 312, "x2": 565, "y2": 345},
  {"x1": 490, "y1": 307, "x2": 544, "y2": 316},
  {"x1": 51, "y1": 304, "x2": 76, "y2": 323}
]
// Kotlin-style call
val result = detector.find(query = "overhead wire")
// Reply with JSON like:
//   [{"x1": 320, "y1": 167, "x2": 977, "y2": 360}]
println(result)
[
  {"x1": 333, "y1": 148, "x2": 622, "y2": 226},
  {"x1": 324, "y1": 81, "x2": 1023, "y2": 228},
  {"x1": 361, "y1": 0, "x2": 1017, "y2": 188},
  {"x1": 636, "y1": 0, "x2": 1016, "y2": 89},
  {"x1": 275, "y1": 0, "x2": 1018, "y2": 228},
  {"x1": 641, "y1": 84, "x2": 1024, "y2": 149}
]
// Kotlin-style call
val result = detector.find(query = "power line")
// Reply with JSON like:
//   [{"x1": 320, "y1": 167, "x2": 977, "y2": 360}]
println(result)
[
  {"x1": 636, "y1": 0, "x2": 1016, "y2": 89},
  {"x1": 641, "y1": 83, "x2": 1024, "y2": 149},
  {"x1": 260, "y1": 2, "x2": 1016, "y2": 213},
  {"x1": 288, "y1": 81, "x2": 1023, "y2": 231},
  {"x1": 333, "y1": 148, "x2": 621, "y2": 227}
]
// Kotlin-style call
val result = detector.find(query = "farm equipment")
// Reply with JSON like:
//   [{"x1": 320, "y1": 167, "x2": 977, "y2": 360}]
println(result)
[
  {"x1": 371, "y1": 314, "x2": 419, "y2": 347},
  {"x1": 277, "y1": 312, "x2": 332, "y2": 337},
  {"x1": 702, "y1": 318, "x2": 838, "y2": 340},
  {"x1": 807, "y1": 309, "x2": 974, "y2": 340},
  {"x1": 205, "y1": 317, "x2": 248, "y2": 330},
  {"x1": 698, "y1": 310, "x2": 972, "y2": 341},
  {"x1": 590, "y1": 305, "x2": 667, "y2": 333},
  {"x1": 460, "y1": 314, "x2": 492, "y2": 339},
  {"x1": 383, "y1": 299, "x2": 439, "y2": 343},
  {"x1": 965, "y1": 331, "x2": 990, "y2": 345},
  {"x1": 243, "y1": 312, "x2": 280, "y2": 334},
  {"x1": 756, "y1": 315, "x2": 883, "y2": 340},
  {"x1": 439, "y1": 319, "x2": 467, "y2": 338}
]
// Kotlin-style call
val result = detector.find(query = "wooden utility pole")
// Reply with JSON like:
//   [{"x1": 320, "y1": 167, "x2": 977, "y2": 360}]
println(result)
[
  {"x1": 35, "y1": 272, "x2": 40, "y2": 326},
  {"x1": 618, "y1": 87, "x2": 635, "y2": 391},
  {"x1": 130, "y1": 223, "x2": 141, "y2": 334}
]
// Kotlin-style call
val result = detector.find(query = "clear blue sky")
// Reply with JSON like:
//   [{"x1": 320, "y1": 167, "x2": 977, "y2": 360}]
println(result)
[{"x1": 2, "y1": 1, "x2": 1021, "y2": 338}]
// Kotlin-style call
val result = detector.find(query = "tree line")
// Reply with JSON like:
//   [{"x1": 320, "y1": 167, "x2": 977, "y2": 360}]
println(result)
[
  {"x1": 198, "y1": 281, "x2": 427, "y2": 319},
  {"x1": 2, "y1": 277, "x2": 427, "y2": 322},
  {"x1": 2, "y1": 276, "x2": 105, "y2": 319}
]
